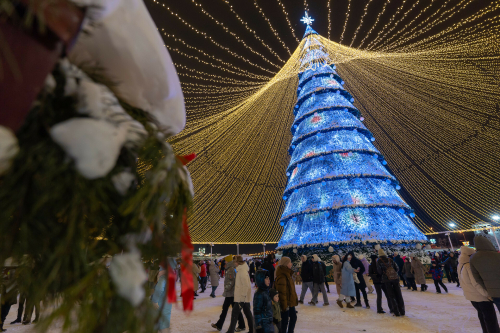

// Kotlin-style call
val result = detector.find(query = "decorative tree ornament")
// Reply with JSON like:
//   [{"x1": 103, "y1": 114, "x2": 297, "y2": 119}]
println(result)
[
  {"x1": 328, "y1": 246, "x2": 334, "y2": 252},
  {"x1": 109, "y1": 252, "x2": 148, "y2": 307},
  {"x1": 0, "y1": 126, "x2": 19, "y2": 175},
  {"x1": 416, "y1": 243, "x2": 422, "y2": 250},
  {"x1": 293, "y1": 248, "x2": 298, "y2": 253},
  {"x1": 374, "y1": 244, "x2": 381, "y2": 250},
  {"x1": 112, "y1": 171, "x2": 136, "y2": 196}
]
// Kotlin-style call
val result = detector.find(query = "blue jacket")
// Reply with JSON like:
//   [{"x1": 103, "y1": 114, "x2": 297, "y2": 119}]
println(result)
[
  {"x1": 340, "y1": 261, "x2": 356, "y2": 297},
  {"x1": 152, "y1": 274, "x2": 172, "y2": 330},
  {"x1": 253, "y1": 270, "x2": 274, "y2": 333}
]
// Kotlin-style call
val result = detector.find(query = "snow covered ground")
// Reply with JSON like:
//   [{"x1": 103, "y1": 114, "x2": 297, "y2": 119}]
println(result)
[{"x1": 3, "y1": 279, "x2": 496, "y2": 333}]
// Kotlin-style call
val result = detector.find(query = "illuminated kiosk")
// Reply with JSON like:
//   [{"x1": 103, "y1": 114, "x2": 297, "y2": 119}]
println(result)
[{"x1": 278, "y1": 14, "x2": 427, "y2": 261}]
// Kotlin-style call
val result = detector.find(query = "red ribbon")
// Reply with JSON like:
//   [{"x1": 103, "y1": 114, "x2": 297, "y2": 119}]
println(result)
[
  {"x1": 167, "y1": 265, "x2": 177, "y2": 304},
  {"x1": 176, "y1": 153, "x2": 197, "y2": 166},
  {"x1": 179, "y1": 208, "x2": 194, "y2": 311}
]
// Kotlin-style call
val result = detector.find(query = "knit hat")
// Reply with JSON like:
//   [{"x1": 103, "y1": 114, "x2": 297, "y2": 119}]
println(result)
[
  {"x1": 269, "y1": 288, "x2": 279, "y2": 299},
  {"x1": 279, "y1": 256, "x2": 291, "y2": 267},
  {"x1": 358, "y1": 254, "x2": 364, "y2": 260},
  {"x1": 235, "y1": 255, "x2": 244, "y2": 264},
  {"x1": 312, "y1": 254, "x2": 321, "y2": 262},
  {"x1": 378, "y1": 248, "x2": 387, "y2": 256},
  {"x1": 225, "y1": 255, "x2": 234, "y2": 262}
]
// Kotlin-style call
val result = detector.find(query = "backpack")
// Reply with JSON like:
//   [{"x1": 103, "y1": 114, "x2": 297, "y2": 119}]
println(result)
[{"x1": 381, "y1": 259, "x2": 399, "y2": 281}]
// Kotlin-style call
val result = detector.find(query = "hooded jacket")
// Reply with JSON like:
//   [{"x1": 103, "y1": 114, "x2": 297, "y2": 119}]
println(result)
[
  {"x1": 459, "y1": 246, "x2": 490, "y2": 302},
  {"x1": 331, "y1": 256, "x2": 342, "y2": 284},
  {"x1": 253, "y1": 270, "x2": 274, "y2": 333},
  {"x1": 300, "y1": 258, "x2": 314, "y2": 283},
  {"x1": 234, "y1": 262, "x2": 252, "y2": 302},
  {"x1": 275, "y1": 265, "x2": 298, "y2": 311},
  {"x1": 368, "y1": 255, "x2": 383, "y2": 284},
  {"x1": 223, "y1": 260, "x2": 237, "y2": 297},
  {"x1": 347, "y1": 251, "x2": 366, "y2": 289},
  {"x1": 209, "y1": 260, "x2": 220, "y2": 287},
  {"x1": 340, "y1": 260, "x2": 356, "y2": 296},
  {"x1": 192, "y1": 263, "x2": 201, "y2": 291},
  {"x1": 410, "y1": 257, "x2": 427, "y2": 285},
  {"x1": 470, "y1": 235, "x2": 500, "y2": 297},
  {"x1": 376, "y1": 256, "x2": 399, "y2": 283}
]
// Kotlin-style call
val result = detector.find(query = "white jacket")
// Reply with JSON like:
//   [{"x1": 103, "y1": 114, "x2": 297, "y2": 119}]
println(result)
[
  {"x1": 234, "y1": 262, "x2": 252, "y2": 303},
  {"x1": 458, "y1": 246, "x2": 490, "y2": 302}
]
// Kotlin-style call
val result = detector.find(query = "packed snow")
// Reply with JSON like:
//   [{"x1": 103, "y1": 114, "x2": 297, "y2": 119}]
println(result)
[{"x1": 3, "y1": 279, "x2": 496, "y2": 333}]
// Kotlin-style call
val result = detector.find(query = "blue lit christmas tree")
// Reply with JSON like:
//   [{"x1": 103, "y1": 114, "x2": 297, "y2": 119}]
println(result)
[{"x1": 278, "y1": 14, "x2": 427, "y2": 251}]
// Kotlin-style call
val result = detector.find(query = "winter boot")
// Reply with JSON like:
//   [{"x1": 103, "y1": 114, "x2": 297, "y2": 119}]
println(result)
[
  {"x1": 354, "y1": 301, "x2": 362, "y2": 307},
  {"x1": 365, "y1": 299, "x2": 370, "y2": 309},
  {"x1": 346, "y1": 302, "x2": 354, "y2": 309},
  {"x1": 336, "y1": 300, "x2": 344, "y2": 308}
]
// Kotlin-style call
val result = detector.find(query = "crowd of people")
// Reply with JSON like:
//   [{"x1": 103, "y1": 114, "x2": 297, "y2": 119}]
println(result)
[{"x1": 2, "y1": 235, "x2": 499, "y2": 333}]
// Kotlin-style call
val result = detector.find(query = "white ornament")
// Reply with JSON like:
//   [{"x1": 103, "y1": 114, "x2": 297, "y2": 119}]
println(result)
[
  {"x1": 68, "y1": 0, "x2": 186, "y2": 135},
  {"x1": 0, "y1": 126, "x2": 19, "y2": 175},
  {"x1": 293, "y1": 249, "x2": 298, "y2": 253},
  {"x1": 374, "y1": 244, "x2": 381, "y2": 250},
  {"x1": 112, "y1": 171, "x2": 136, "y2": 195},
  {"x1": 425, "y1": 244, "x2": 432, "y2": 250},
  {"x1": 328, "y1": 246, "x2": 334, "y2": 253},
  {"x1": 416, "y1": 244, "x2": 422, "y2": 250},
  {"x1": 109, "y1": 252, "x2": 147, "y2": 307},
  {"x1": 50, "y1": 118, "x2": 127, "y2": 179}
]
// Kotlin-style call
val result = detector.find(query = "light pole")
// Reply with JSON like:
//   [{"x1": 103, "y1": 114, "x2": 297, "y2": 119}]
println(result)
[
  {"x1": 210, "y1": 243, "x2": 214, "y2": 259},
  {"x1": 263, "y1": 243, "x2": 266, "y2": 257},
  {"x1": 236, "y1": 243, "x2": 239, "y2": 255},
  {"x1": 445, "y1": 232, "x2": 454, "y2": 251}
]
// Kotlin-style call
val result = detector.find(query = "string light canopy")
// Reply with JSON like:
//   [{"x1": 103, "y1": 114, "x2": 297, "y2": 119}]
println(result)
[{"x1": 151, "y1": 0, "x2": 500, "y2": 244}]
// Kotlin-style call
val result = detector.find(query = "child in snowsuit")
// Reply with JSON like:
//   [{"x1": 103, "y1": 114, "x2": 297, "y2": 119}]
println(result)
[
  {"x1": 270, "y1": 289, "x2": 282, "y2": 333},
  {"x1": 428, "y1": 262, "x2": 448, "y2": 294},
  {"x1": 254, "y1": 270, "x2": 274, "y2": 333}
]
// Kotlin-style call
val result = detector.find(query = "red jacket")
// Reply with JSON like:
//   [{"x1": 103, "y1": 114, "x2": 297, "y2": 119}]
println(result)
[{"x1": 200, "y1": 264, "x2": 207, "y2": 277}]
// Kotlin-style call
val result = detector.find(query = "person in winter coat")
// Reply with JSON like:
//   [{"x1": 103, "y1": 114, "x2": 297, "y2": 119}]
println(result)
[
  {"x1": 347, "y1": 252, "x2": 369, "y2": 309},
  {"x1": 212, "y1": 256, "x2": 245, "y2": 332},
  {"x1": 200, "y1": 261, "x2": 208, "y2": 293},
  {"x1": 428, "y1": 262, "x2": 448, "y2": 294},
  {"x1": 209, "y1": 260, "x2": 220, "y2": 298},
  {"x1": 359, "y1": 255, "x2": 374, "y2": 293},
  {"x1": 369, "y1": 254, "x2": 392, "y2": 314},
  {"x1": 459, "y1": 245, "x2": 500, "y2": 333},
  {"x1": 470, "y1": 235, "x2": 500, "y2": 313},
  {"x1": 152, "y1": 266, "x2": 173, "y2": 333},
  {"x1": 377, "y1": 248, "x2": 405, "y2": 316},
  {"x1": 275, "y1": 257, "x2": 298, "y2": 333},
  {"x1": 193, "y1": 262, "x2": 201, "y2": 297},
  {"x1": 331, "y1": 255, "x2": 342, "y2": 296},
  {"x1": 336, "y1": 254, "x2": 358, "y2": 308},
  {"x1": 298, "y1": 255, "x2": 314, "y2": 304},
  {"x1": 270, "y1": 289, "x2": 282, "y2": 333},
  {"x1": 253, "y1": 270, "x2": 274, "y2": 333},
  {"x1": 249, "y1": 261, "x2": 256, "y2": 283},
  {"x1": 310, "y1": 254, "x2": 329, "y2": 306},
  {"x1": 322, "y1": 259, "x2": 330, "y2": 293},
  {"x1": 410, "y1": 255, "x2": 428, "y2": 291},
  {"x1": 402, "y1": 258, "x2": 417, "y2": 291},
  {"x1": 393, "y1": 252, "x2": 407, "y2": 288},
  {"x1": 226, "y1": 256, "x2": 254, "y2": 333},
  {"x1": 262, "y1": 255, "x2": 276, "y2": 288},
  {"x1": 221, "y1": 260, "x2": 226, "y2": 278},
  {"x1": 442, "y1": 252, "x2": 460, "y2": 287}
]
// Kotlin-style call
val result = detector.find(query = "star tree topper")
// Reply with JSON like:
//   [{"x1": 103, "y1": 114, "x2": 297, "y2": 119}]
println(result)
[{"x1": 300, "y1": 11, "x2": 314, "y2": 26}]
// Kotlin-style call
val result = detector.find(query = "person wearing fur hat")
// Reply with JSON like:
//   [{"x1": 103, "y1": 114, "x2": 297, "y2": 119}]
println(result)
[
  {"x1": 377, "y1": 248, "x2": 405, "y2": 316},
  {"x1": 410, "y1": 254, "x2": 428, "y2": 292},
  {"x1": 226, "y1": 255, "x2": 254, "y2": 333},
  {"x1": 470, "y1": 235, "x2": 500, "y2": 313},
  {"x1": 212, "y1": 255, "x2": 246, "y2": 332},
  {"x1": 275, "y1": 256, "x2": 298, "y2": 333},
  {"x1": 310, "y1": 254, "x2": 329, "y2": 306},
  {"x1": 253, "y1": 270, "x2": 274, "y2": 333},
  {"x1": 359, "y1": 255, "x2": 374, "y2": 294},
  {"x1": 331, "y1": 255, "x2": 342, "y2": 296},
  {"x1": 459, "y1": 245, "x2": 500, "y2": 333},
  {"x1": 152, "y1": 265, "x2": 173, "y2": 333},
  {"x1": 298, "y1": 255, "x2": 314, "y2": 304}
]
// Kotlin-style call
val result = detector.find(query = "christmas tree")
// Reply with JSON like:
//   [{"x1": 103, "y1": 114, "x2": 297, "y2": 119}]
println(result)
[{"x1": 278, "y1": 15, "x2": 427, "y2": 250}]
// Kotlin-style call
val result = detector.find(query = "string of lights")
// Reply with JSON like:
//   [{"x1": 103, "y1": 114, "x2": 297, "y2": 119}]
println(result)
[
  {"x1": 148, "y1": 1, "x2": 500, "y2": 243},
  {"x1": 349, "y1": 0, "x2": 375, "y2": 47},
  {"x1": 253, "y1": 0, "x2": 292, "y2": 56},
  {"x1": 275, "y1": 0, "x2": 299, "y2": 43},
  {"x1": 327, "y1": 0, "x2": 331, "y2": 40},
  {"x1": 162, "y1": 32, "x2": 276, "y2": 76}
]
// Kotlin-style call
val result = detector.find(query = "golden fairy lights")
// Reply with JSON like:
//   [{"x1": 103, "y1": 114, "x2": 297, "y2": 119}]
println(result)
[{"x1": 152, "y1": 0, "x2": 500, "y2": 243}]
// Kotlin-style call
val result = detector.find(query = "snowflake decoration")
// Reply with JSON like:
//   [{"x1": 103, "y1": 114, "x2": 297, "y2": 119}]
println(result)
[{"x1": 300, "y1": 12, "x2": 314, "y2": 26}]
